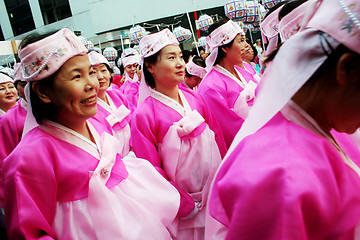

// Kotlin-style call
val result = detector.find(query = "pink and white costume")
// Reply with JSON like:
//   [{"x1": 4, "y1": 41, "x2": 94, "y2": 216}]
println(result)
[
  {"x1": 91, "y1": 88, "x2": 135, "y2": 157},
  {"x1": 131, "y1": 87, "x2": 226, "y2": 239},
  {"x1": 3, "y1": 121, "x2": 180, "y2": 239},
  {"x1": 198, "y1": 64, "x2": 258, "y2": 149},
  {"x1": 122, "y1": 81, "x2": 140, "y2": 108},
  {"x1": 208, "y1": 104, "x2": 360, "y2": 239}
]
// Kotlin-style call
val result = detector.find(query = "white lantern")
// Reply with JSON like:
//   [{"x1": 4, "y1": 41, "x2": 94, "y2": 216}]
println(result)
[
  {"x1": 262, "y1": 0, "x2": 285, "y2": 10},
  {"x1": 129, "y1": 25, "x2": 147, "y2": 44},
  {"x1": 113, "y1": 66, "x2": 121, "y2": 76},
  {"x1": 197, "y1": 37, "x2": 207, "y2": 48},
  {"x1": 108, "y1": 61, "x2": 116, "y2": 69},
  {"x1": 224, "y1": 0, "x2": 247, "y2": 21},
  {"x1": 78, "y1": 36, "x2": 88, "y2": 46},
  {"x1": 196, "y1": 14, "x2": 214, "y2": 32},
  {"x1": 103, "y1": 47, "x2": 118, "y2": 61},
  {"x1": 85, "y1": 40, "x2": 94, "y2": 51},
  {"x1": 173, "y1": 26, "x2": 192, "y2": 43}
]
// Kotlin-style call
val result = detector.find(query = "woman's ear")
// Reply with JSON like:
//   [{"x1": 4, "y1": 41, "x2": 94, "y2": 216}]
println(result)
[
  {"x1": 336, "y1": 52, "x2": 360, "y2": 86},
  {"x1": 32, "y1": 82, "x2": 52, "y2": 103},
  {"x1": 145, "y1": 62, "x2": 155, "y2": 74},
  {"x1": 221, "y1": 46, "x2": 228, "y2": 54}
]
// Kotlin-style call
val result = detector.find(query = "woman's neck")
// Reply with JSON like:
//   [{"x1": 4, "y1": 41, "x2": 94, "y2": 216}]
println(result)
[
  {"x1": 54, "y1": 118, "x2": 95, "y2": 143},
  {"x1": 219, "y1": 59, "x2": 244, "y2": 78},
  {"x1": 98, "y1": 91, "x2": 108, "y2": 104},
  {"x1": 155, "y1": 84, "x2": 182, "y2": 105}
]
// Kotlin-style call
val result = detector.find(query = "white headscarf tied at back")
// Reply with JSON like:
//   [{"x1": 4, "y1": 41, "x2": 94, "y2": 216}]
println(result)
[
  {"x1": 137, "y1": 29, "x2": 179, "y2": 106},
  {"x1": 19, "y1": 28, "x2": 88, "y2": 136},
  {"x1": 205, "y1": 20, "x2": 244, "y2": 72},
  {"x1": 227, "y1": 0, "x2": 360, "y2": 155},
  {"x1": 122, "y1": 55, "x2": 140, "y2": 83}
]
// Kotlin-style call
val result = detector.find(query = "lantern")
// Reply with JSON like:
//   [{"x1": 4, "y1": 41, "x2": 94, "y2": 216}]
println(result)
[
  {"x1": 197, "y1": 37, "x2": 207, "y2": 48},
  {"x1": 85, "y1": 40, "x2": 94, "y2": 51},
  {"x1": 122, "y1": 47, "x2": 135, "y2": 57},
  {"x1": 93, "y1": 47, "x2": 102, "y2": 54},
  {"x1": 112, "y1": 66, "x2": 121, "y2": 76},
  {"x1": 78, "y1": 36, "x2": 88, "y2": 46},
  {"x1": 195, "y1": 14, "x2": 214, "y2": 32},
  {"x1": 262, "y1": 0, "x2": 284, "y2": 10},
  {"x1": 108, "y1": 61, "x2": 116, "y2": 69},
  {"x1": 103, "y1": 47, "x2": 118, "y2": 61},
  {"x1": 225, "y1": 0, "x2": 263, "y2": 24},
  {"x1": 129, "y1": 25, "x2": 147, "y2": 44},
  {"x1": 173, "y1": 26, "x2": 192, "y2": 43}
]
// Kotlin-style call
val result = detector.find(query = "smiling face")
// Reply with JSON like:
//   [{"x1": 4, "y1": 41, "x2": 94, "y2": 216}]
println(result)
[
  {"x1": 124, "y1": 63, "x2": 137, "y2": 79},
  {"x1": 44, "y1": 54, "x2": 99, "y2": 129},
  {"x1": 147, "y1": 45, "x2": 185, "y2": 91},
  {"x1": 92, "y1": 63, "x2": 112, "y2": 97},
  {"x1": 0, "y1": 81, "x2": 18, "y2": 112}
]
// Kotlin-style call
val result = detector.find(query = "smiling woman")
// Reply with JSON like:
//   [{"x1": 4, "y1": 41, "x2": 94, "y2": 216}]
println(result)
[
  {"x1": 0, "y1": 73, "x2": 17, "y2": 116},
  {"x1": 131, "y1": 29, "x2": 227, "y2": 240},
  {"x1": 3, "y1": 28, "x2": 180, "y2": 239}
]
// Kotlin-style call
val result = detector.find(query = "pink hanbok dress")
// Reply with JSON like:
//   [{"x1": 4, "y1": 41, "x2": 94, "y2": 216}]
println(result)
[
  {"x1": 3, "y1": 120, "x2": 180, "y2": 239},
  {"x1": 123, "y1": 81, "x2": 140, "y2": 108},
  {"x1": 197, "y1": 64, "x2": 258, "y2": 149},
  {"x1": 91, "y1": 89, "x2": 134, "y2": 157},
  {"x1": 0, "y1": 99, "x2": 27, "y2": 207},
  {"x1": 206, "y1": 102, "x2": 360, "y2": 239},
  {"x1": 131, "y1": 88, "x2": 227, "y2": 239}
]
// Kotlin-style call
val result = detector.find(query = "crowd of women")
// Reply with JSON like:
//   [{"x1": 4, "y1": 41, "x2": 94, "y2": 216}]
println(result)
[{"x1": 0, "y1": 0, "x2": 360, "y2": 238}]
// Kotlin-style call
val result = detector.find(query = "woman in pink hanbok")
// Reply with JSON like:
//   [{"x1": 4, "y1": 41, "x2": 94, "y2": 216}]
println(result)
[
  {"x1": 206, "y1": 0, "x2": 360, "y2": 239},
  {"x1": 0, "y1": 73, "x2": 18, "y2": 117},
  {"x1": 88, "y1": 51, "x2": 135, "y2": 157},
  {"x1": 179, "y1": 56, "x2": 207, "y2": 91},
  {"x1": 131, "y1": 29, "x2": 227, "y2": 240},
  {"x1": 197, "y1": 20, "x2": 259, "y2": 149},
  {"x1": 3, "y1": 28, "x2": 180, "y2": 240}
]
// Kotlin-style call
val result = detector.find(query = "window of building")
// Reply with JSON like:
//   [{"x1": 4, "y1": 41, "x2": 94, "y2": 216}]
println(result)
[
  {"x1": 39, "y1": 0, "x2": 72, "y2": 25},
  {"x1": 4, "y1": 0, "x2": 36, "y2": 36}
]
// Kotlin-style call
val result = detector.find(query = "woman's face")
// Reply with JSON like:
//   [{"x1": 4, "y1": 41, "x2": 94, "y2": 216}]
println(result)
[
  {"x1": 16, "y1": 81, "x2": 26, "y2": 100},
  {"x1": 0, "y1": 81, "x2": 18, "y2": 111},
  {"x1": 224, "y1": 34, "x2": 251, "y2": 65},
  {"x1": 46, "y1": 54, "x2": 99, "y2": 127},
  {"x1": 242, "y1": 47, "x2": 255, "y2": 63},
  {"x1": 185, "y1": 75, "x2": 202, "y2": 89},
  {"x1": 93, "y1": 63, "x2": 112, "y2": 95},
  {"x1": 125, "y1": 63, "x2": 137, "y2": 79},
  {"x1": 148, "y1": 45, "x2": 185, "y2": 90}
]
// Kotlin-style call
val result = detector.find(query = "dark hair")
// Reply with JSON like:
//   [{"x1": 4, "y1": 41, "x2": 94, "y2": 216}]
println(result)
[
  {"x1": 143, "y1": 51, "x2": 161, "y2": 88},
  {"x1": 103, "y1": 63, "x2": 114, "y2": 83},
  {"x1": 191, "y1": 47, "x2": 205, "y2": 56},
  {"x1": 185, "y1": 55, "x2": 206, "y2": 77},
  {"x1": 182, "y1": 50, "x2": 192, "y2": 63},
  {"x1": 245, "y1": 38, "x2": 258, "y2": 62},
  {"x1": 207, "y1": 19, "x2": 235, "y2": 64},
  {"x1": 20, "y1": 29, "x2": 60, "y2": 124}
]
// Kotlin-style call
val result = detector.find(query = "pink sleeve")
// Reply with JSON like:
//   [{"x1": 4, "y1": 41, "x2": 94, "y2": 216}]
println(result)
[
  {"x1": 131, "y1": 109, "x2": 195, "y2": 217},
  {"x1": 200, "y1": 88, "x2": 244, "y2": 149},
  {"x1": 3, "y1": 144, "x2": 57, "y2": 239}
]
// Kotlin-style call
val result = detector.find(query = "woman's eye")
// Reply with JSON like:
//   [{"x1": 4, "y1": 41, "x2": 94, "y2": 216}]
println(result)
[
  {"x1": 0, "y1": 88, "x2": 4, "y2": 91},
  {"x1": 169, "y1": 56, "x2": 175, "y2": 59},
  {"x1": 90, "y1": 71, "x2": 96, "y2": 75},
  {"x1": 72, "y1": 75, "x2": 81, "y2": 80}
]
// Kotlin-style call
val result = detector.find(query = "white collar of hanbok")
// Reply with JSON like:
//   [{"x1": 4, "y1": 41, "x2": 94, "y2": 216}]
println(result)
[
  {"x1": 150, "y1": 88, "x2": 192, "y2": 117},
  {"x1": 213, "y1": 64, "x2": 247, "y2": 88},
  {"x1": 98, "y1": 92, "x2": 117, "y2": 113},
  {"x1": 39, "y1": 120, "x2": 101, "y2": 159},
  {"x1": 0, "y1": 108, "x2": 5, "y2": 116}
]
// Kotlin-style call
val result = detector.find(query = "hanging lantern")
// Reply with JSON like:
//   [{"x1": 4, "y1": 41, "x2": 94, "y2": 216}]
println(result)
[
  {"x1": 195, "y1": 14, "x2": 214, "y2": 32},
  {"x1": 197, "y1": 37, "x2": 207, "y2": 48},
  {"x1": 224, "y1": 0, "x2": 247, "y2": 21},
  {"x1": 108, "y1": 61, "x2": 116, "y2": 69},
  {"x1": 103, "y1": 47, "x2": 118, "y2": 61},
  {"x1": 78, "y1": 36, "x2": 88, "y2": 46},
  {"x1": 112, "y1": 66, "x2": 121, "y2": 76},
  {"x1": 262, "y1": 0, "x2": 284, "y2": 10},
  {"x1": 93, "y1": 47, "x2": 102, "y2": 54},
  {"x1": 122, "y1": 47, "x2": 136, "y2": 58},
  {"x1": 129, "y1": 25, "x2": 147, "y2": 44},
  {"x1": 132, "y1": 45, "x2": 141, "y2": 55},
  {"x1": 85, "y1": 40, "x2": 94, "y2": 51},
  {"x1": 224, "y1": 0, "x2": 263, "y2": 24},
  {"x1": 173, "y1": 26, "x2": 192, "y2": 43}
]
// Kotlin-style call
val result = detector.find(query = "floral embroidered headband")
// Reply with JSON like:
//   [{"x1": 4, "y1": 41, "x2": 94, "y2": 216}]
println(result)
[
  {"x1": 303, "y1": 0, "x2": 360, "y2": 54},
  {"x1": 186, "y1": 56, "x2": 207, "y2": 78},
  {"x1": 139, "y1": 29, "x2": 179, "y2": 59},
  {"x1": 19, "y1": 28, "x2": 88, "y2": 82},
  {"x1": 88, "y1": 51, "x2": 110, "y2": 67}
]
